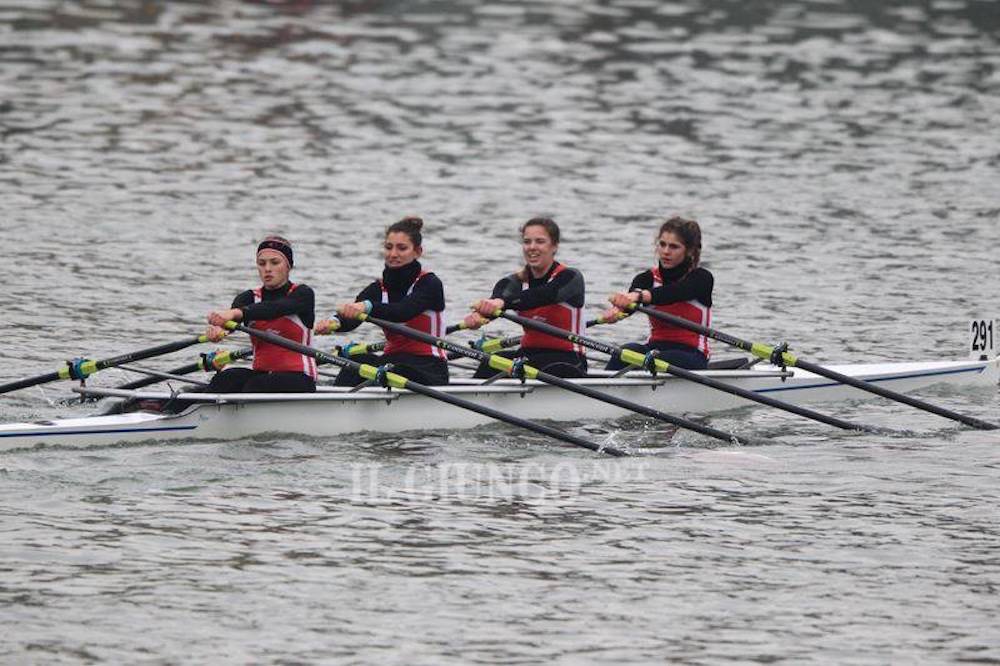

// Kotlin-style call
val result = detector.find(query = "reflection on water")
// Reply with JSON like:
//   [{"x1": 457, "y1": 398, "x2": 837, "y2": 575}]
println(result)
[{"x1": 1, "y1": 1, "x2": 999, "y2": 662}]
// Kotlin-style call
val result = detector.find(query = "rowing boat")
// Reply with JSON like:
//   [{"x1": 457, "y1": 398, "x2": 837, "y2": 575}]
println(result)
[{"x1": 1, "y1": 355, "x2": 995, "y2": 452}]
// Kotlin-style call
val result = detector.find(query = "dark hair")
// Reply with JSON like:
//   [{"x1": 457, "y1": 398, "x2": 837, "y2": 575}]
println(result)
[
  {"x1": 516, "y1": 217, "x2": 561, "y2": 281},
  {"x1": 385, "y1": 216, "x2": 423, "y2": 247},
  {"x1": 658, "y1": 216, "x2": 702, "y2": 268},
  {"x1": 520, "y1": 217, "x2": 560, "y2": 244}
]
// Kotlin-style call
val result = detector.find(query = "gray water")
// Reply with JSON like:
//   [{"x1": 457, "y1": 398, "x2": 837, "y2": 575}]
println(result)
[{"x1": 2, "y1": 0, "x2": 999, "y2": 662}]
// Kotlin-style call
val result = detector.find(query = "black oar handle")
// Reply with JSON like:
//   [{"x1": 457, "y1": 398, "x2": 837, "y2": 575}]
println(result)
[{"x1": 228, "y1": 322, "x2": 624, "y2": 456}]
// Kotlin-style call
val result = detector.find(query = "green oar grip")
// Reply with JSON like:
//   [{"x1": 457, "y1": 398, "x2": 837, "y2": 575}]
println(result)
[
  {"x1": 596, "y1": 310, "x2": 630, "y2": 324},
  {"x1": 750, "y1": 342, "x2": 798, "y2": 366},
  {"x1": 478, "y1": 337, "x2": 506, "y2": 354},
  {"x1": 199, "y1": 349, "x2": 237, "y2": 371},
  {"x1": 618, "y1": 348, "x2": 671, "y2": 373},
  {"x1": 346, "y1": 342, "x2": 377, "y2": 357},
  {"x1": 487, "y1": 354, "x2": 538, "y2": 379},
  {"x1": 357, "y1": 363, "x2": 409, "y2": 390},
  {"x1": 57, "y1": 359, "x2": 98, "y2": 380}
]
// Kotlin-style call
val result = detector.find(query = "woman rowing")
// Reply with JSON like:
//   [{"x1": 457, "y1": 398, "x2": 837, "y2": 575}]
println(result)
[
  {"x1": 601, "y1": 216, "x2": 712, "y2": 371},
  {"x1": 204, "y1": 235, "x2": 318, "y2": 392},
  {"x1": 464, "y1": 217, "x2": 587, "y2": 378},
  {"x1": 315, "y1": 216, "x2": 449, "y2": 386}
]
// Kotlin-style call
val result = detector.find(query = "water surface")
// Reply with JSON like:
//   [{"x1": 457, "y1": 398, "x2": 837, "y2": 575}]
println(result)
[{"x1": 1, "y1": 1, "x2": 999, "y2": 662}]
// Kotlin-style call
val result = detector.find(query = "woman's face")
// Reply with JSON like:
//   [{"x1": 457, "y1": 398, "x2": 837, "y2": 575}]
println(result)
[
  {"x1": 257, "y1": 250, "x2": 291, "y2": 289},
  {"x1": 522, "y1": 224, "x2": 558, "y2": 275},
  {"x1": 657, "y1": 231, "x2": 688, "y2": 269},
  {"x1": 383, "y1": 231, "x2": 422, "y2": 268}
]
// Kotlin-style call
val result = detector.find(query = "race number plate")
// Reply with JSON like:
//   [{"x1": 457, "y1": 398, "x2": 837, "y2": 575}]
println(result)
[{"x1": 969, "y1": 319, "x2": 997, "y2": 359}]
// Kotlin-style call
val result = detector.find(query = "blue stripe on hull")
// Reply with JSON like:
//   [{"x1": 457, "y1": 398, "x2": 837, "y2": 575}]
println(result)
[{"x1": 0, "y1": 425, "x2": 198, "y2": 439}]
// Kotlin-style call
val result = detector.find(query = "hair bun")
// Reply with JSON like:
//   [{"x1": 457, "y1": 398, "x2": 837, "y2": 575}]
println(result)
[
  {"x1": 386, "y1": 216, "x2": 424, "y2": 246},
  {"x1": 398, "y1": 216, "x2": 423, "y2": 231}
]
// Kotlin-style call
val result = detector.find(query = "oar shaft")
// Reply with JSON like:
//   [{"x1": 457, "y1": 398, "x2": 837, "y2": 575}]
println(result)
[
  {"x1": 0, "y1": 371, "x2": 63, "y2": 394},
  {"x1": 117, "y1": 347, "x2": 253, "y2": 391},
  {"x1": 501, "y1": 311, "x2": 876, "y2": 432},
  {"x1": 447, "y1": 317, "x2": 607, "y2": 355},
  {"x1": 793, "y1": 358, "x2": 998, "y2": 430},
  {"x1": 0, "y1": 334, "x2": 209, "y2": 395},
  {"x1": 632, "y1": 305, "x2": 752, "y2": 352},
  {"x1": 364, "y1": 315, "x2": 741, "y2": 445},
  {"x1": 95, "y1": 336, "x2": 209, "y2": 369},
  {"x1": 633, "y1": 304, "x2": 998, "y2": 430},
  {"x1": 227, "y1": 322, "x2": 624, "y2": 456},
  {"x1": 402, "y1": 378, "x2": 625, "y2": 455}
]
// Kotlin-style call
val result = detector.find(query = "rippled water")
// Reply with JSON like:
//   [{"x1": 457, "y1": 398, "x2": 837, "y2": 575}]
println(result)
[{"x1": 2, "y1": 1, "x2": 999, "y2": 662}]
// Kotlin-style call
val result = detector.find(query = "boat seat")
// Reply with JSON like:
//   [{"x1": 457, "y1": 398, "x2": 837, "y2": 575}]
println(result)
[{"x1": 707, "y1": 356, "x2": 754, "y2": 370}]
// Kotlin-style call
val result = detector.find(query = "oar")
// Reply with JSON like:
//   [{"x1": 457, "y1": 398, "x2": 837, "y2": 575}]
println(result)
[
  {"x1": 471, "y1": 334, "x2": 524, "y2": 355},
  {"x1": 631, "y1": 304, "x2": 999, "y2": 430},
  {"x1": 0, "y1": 334, "x2": 218, "y2": 396},
  {"x1": 497, "y1": 311, "x2": 879, "y2": 432},
  {"x1": 338, "y1": 336, "x2": 523, "y2": 359},
  {"x1": 223, "y1": 321, "x2": 626, "y2": 456},
  {"x1": 335, "y1": 341, "x2": 385, "y2": 357},
  {"x1": 117, "y1": 347, "x2": 253, "y2": 391},
  {"x1": 359, "y1": 314, "x2": 745, "y2": 445},
  {"x1": 450, "y1": 315, "x2": 620, "y2": 353}
]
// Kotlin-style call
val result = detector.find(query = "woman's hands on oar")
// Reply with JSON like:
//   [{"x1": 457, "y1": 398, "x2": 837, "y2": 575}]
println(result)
[
  {"x1": 314, "y1": 301, "x2": 374, "y2": 336},
  {"x1": 206, "y1": 308, "x2": 244, "y2": 342},
  {"x1": 598, "y1": 290, "x2": 646, "y2": 325},
  {"x1": 459, "y1": 298, "x2": 504, "y2": 331}
]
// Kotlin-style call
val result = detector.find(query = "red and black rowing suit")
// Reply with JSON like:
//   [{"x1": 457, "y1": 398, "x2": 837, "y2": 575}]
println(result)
[
  {"x1": 208, "y1": 281, "x2": 317, "y2": 393},
  {"x1": 604, "y1": 260, "x2": 713, "y2": 371},
  {"x1": 333, "y1": 260, "x2": 449, "y2": 386},
  {"x1": 472, "y1": 261, "x2": 588, "y2": 379}
]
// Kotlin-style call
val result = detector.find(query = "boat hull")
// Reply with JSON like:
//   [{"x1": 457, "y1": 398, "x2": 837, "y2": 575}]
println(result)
[{"x1": 1, "y1": 358, "x2": 996, "y2": 451}]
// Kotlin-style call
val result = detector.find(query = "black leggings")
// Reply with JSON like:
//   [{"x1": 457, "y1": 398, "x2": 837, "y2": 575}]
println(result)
[
  {"x1": 207, "y1": 367, "x2": 316, "y2": 393},
  {"x1": 332, "y1": 353, "x2": 450, "y2": 387},
  {"x1": 604, "y1": 341, "x2": 708, "y2": 371},
  {"x1": 471, "y1": 348, "x2": 588, "y2": 379},
  {"x1": 151, "y1": 368, "x2": 314, "y2": 414}
]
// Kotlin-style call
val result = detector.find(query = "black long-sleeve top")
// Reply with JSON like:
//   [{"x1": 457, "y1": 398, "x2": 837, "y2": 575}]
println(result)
[
  {"x1": 336, "y1": 260, "x2": 445, "y2": 333},
  {"x1": 233, "y1": 282, "x2": 315, "y2": 328},
  {"x1": 490, "y1": 262, "x2": 586, "y2": 310},
  {"x1": 628, "y1": 262, "x2": 713, "y2": 307}
]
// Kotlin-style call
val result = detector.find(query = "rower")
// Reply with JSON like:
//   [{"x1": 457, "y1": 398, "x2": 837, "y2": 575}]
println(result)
[
  {"x1": 315, "y1": 216, "x2": 449, "y2": 386},
  {"x1": 464, "y1": 217, "x2": 588, "y2": 378},
  {"x1": 601, "y1": 216, "x2": 713, "y2": 371},
  {"x1": 204, "y1": 235, "x2": 318, "y2": 392}
]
